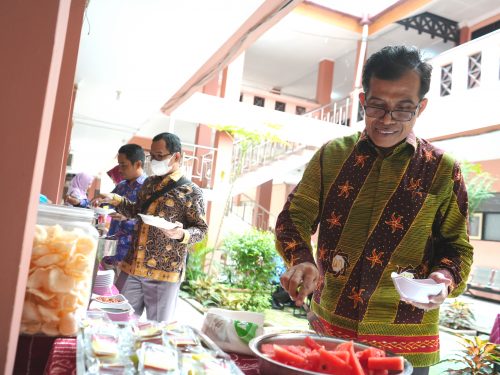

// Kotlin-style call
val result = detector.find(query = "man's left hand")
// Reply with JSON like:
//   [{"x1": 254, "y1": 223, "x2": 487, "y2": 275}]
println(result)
[
  {"x1": 403, "y1": 269, "x2": 454, "y2": 311},
  {"x1": 160, "y1": 222, "x2": 184, "y2": 240}
]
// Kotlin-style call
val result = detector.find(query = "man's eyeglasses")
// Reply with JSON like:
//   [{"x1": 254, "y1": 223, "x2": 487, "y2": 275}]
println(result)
[
  {"x1": 364, "y1": 104, "x2": 420, "y2": 122},
  {"x1": 146, "y1": 153, "x2": 172, "y2": 162}
]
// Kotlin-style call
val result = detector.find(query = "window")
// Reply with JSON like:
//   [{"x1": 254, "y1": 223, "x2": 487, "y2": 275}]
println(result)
[
  {"x1": 440, "y1": 64, "x2": 452, "y2": 96},
  {"x1": 295, "y1": 106, "x2": 306, "y2": 115},
  {"x1": 253, "y1": 96, "x2": 265, "y2": 107},
  {"x1": 469, "y1": 213, "x2": 483, "y2": 240},
  {"x1": 467, "y1": 52, "x2": 481, "y2": 89},
  {"x1": 482, "y1": 212, "x2": 500, "y2": 241},
  {"x1": 275, "y1": 101, "x2": 286, "y2": 112}
]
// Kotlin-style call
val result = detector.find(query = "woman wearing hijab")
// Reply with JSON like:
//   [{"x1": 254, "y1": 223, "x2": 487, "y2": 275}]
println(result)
[{"x1": 64, "y1": 172, "x2": 94, "y2": 208}]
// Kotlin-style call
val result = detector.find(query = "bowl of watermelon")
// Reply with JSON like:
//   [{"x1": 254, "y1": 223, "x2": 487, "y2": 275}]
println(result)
[{"x1": 249, "y1": 332, "x2": 413, "y2": 375}]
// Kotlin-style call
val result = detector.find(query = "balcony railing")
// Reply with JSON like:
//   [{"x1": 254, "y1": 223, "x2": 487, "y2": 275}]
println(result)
[
  {"x1": 181, "y1": 139, "x2": 307, "y2": 189},
  {"x1": 227, "y1": 193, "x2": 277, "y2": 231},
  {"x1": 230, "y1": 139, "x2": 306, "y2": 180},
  {"x1": 303, "y1": 96, "x2": 352, "y2": 126},
  {"x1": 180, "y1": 142, "x2": 215, "y2": 188}
]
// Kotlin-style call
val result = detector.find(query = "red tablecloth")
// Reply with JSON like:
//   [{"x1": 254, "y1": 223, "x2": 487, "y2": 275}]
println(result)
[{"x1": 44, "y1": 338, "x2": 260, "y2": 374}]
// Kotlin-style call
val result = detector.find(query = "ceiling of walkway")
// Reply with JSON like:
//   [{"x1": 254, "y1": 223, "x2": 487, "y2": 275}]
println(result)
[{"x1": 71, "y1": 0, "x2": 499, "y2": 177}]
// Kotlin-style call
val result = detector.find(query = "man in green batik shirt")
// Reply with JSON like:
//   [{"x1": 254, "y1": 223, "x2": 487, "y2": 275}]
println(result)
[{"x1": 275, "y1": 45, "x2": 473, "y2": 374}]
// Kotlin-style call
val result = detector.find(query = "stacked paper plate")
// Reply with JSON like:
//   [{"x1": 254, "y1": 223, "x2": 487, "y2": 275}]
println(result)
[{"x1": 92, "y1": 269, "x2": 115, "y2": 296}]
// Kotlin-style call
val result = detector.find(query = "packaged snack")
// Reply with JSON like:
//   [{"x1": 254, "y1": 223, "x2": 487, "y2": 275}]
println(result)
[{"x1": 138, "y1": 342, "x2": 179, "y2": 374}]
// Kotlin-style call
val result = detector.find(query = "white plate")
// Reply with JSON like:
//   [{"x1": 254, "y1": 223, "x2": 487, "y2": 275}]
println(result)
[
  {"x1": 89, "y1": 299, "x2": 133, "y2": 312},
  {"x1": 138, "y1": 214, "x2": 181, "y2": 230},
  {"x1": 391, "y1": 272, "x2": 446, "y2": 304},
  {"x1": 92, "y1": 294, "x2": 128, "y2": 307},
  {"x1": 93, "y1": 207, "x2": 116, "y2": 215}
]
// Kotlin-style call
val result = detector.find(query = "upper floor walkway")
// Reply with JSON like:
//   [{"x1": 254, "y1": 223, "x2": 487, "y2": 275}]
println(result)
[{"x1": 172, "y1": 30, "x2": 500, "y2": 192}]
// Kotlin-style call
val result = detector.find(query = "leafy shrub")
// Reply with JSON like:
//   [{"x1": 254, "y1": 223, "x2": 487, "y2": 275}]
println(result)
[
  {"x1": 440, "y1": 300, "x2": 476, "y2": 330},
  {"x1": 440, "y1": 335, "x2": 499, "y2": 374},
  {"x1": 220, "y1": 229, "x2": 281, "y2": 311},
  {"x1": 182, "y1": 229, "x2": 285, "y2": 312},
  {"x1": 222, "y1": 229, "x2": 280, "y2": 291},
  {"x1": 183, "y1": 245, "x2": 213, "y2": 284}
]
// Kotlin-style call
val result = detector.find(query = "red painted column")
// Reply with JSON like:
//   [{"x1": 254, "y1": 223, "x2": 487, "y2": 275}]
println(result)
[
  {"x1": 315, "y1": 59, "x2": 334, "y2": 105},
  {"x1": 459, "y1": 26, "x2": 471, "y2": 45},
  {"x1": 0, "y1": 1, "x2": 76, "y2": 372},
  {"x1": 254, "y1": 179, "x2": 273, "y2": 230},
  {"x1": 42, "y1": 1, "x2": 86, "y2": 204}
]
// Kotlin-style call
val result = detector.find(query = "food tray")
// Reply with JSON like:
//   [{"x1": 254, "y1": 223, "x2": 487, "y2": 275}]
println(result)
[
  {"x1": 76, "y1": 323, "x2": 244, "y2": 374},
  {"x1": 249, "y1": 332, "x2": 413, "y2": 375}
]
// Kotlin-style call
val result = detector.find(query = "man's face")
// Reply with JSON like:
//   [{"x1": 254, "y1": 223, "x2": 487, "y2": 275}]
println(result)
[
  {"x1": 149, "y1": 139, "x2": 179, "y2": 172},
  {"x1": 360, "y1": 70, "x2": 428, "y2": 148},
  {"x1": 150, "y1": 139, "x2": 171, "y2": 161},
  {"x1": 117, "y1": 153, "x2": 141, "y2": 181}
]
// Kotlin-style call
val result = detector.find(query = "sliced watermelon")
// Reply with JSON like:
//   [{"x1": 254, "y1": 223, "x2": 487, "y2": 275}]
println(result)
[
  {"x1": 283, "y1": 344, "x2": 309, "y2": 358},
  {"x1": 304, "y1": 335, "x2": 323, "y2": 350},
  {"x1": 331, "y1": 350, "x2": 350, "y2": 362},
  {"x1": 317, "y1": 348, "x2": 352, "y2": 375},
  {"x1": 260, "y1": 343, "x2": 275, "y2": 356},
  {"x1": 356, "y1": 346, "x2": 386, "y2": 368},
  {"x1": 347, "y1": 341, "x2": 366, "y2": 375},
  {"x1": 303, "y1": 350, "x2": 321, "y2": 372},
  {"x1": 368, "y1": 356, "x2": 405, "y2": 371},
  {"x1": 273, "y1": 344, "x2": 306, "y2": 367},
  {"x1": 335, "y1": 340, "x2": 354, "y2": 352}
]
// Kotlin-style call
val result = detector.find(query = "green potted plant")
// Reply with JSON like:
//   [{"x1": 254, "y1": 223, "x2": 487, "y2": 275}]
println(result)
[
  {"x1": 439, "y1": 335, "x2": 499, "y2": 374},
  {"x1": 440, "y1": 300, "x2": 477, "y2": 335},
  {"x1": 460, "y1": 161, "x2": 495, "y2": 215},
  {"x1": 221, "y1": 229, "x2": 280, "y2": 312}
]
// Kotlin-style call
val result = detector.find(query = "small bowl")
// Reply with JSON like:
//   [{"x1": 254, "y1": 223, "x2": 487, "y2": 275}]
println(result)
[
  {"x1": 97, "y1": 305, "x2": 134, "y2": 322},
  {"x1": 391, "y1": 272, "x2": 445, "y2": 303},
  {"x1": 249, "y1": 332, "x2": 413, "y2": 375}
]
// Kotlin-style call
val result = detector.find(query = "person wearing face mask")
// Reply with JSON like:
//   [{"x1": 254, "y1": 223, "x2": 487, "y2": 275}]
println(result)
[
  {"x1": 276, "y1": 46, "x2": 473, "y2": 374},
  {"x1": 92, "y1": 132, "x2": 208, "y2": 323}
]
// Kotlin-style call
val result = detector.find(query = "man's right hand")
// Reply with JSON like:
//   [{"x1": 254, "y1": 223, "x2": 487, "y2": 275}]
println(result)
[
  {"x1": 280, "y1": 262, "x2": 319, "y2": 307},
  {"x1": 91, "y1": 193, "x2": 115, "y2": 207},
  {"x1": 109, "y1": 212, "x2": 127, "y2": 221}
]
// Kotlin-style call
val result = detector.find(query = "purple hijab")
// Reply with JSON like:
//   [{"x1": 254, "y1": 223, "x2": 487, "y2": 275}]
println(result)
[{"x1": 67, "y1": 173, "x2": 94, "y2": 199}]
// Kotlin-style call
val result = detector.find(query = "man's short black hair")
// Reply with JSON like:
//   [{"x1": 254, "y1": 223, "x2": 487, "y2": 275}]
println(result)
[
  {"x1": 152, "y1": 132, "x2": 182, "y2": 154},
  {"x1": 362, "y1": 45, "x2": 433, "y2": 99},
  {"x1": 118, "y1": 143, "x2": 145, "y2": 165}
]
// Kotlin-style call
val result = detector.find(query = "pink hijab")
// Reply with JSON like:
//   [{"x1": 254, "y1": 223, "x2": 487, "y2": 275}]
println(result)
[{"x1": 67, "y1": 173, "x2": 94, "y2": 199}]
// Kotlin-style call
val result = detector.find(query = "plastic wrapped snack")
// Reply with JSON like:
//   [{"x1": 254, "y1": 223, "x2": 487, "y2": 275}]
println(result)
[
  {"x1": 84, "y1": 325, "x2": 134, "y2": 373},
  {"x1": 138, "y1": 342, "x2": 179, "y2": 374}
]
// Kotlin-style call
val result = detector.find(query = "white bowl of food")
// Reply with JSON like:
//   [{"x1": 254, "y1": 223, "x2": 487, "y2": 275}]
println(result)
[{"x1": 391, "y1": 272, "x2": 445, "y2": 303}]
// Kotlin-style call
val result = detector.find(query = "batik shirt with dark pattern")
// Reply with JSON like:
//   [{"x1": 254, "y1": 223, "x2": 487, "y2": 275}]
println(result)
[
  {"x1": 275, "y1": 131, "x2": 473, "y2": 367},
  {"x1": 116, "y1": 170, "x2": 207, "y2": 282},
  {"x1": 105, "y1": 174, "x2": 147, "y2": 263}
]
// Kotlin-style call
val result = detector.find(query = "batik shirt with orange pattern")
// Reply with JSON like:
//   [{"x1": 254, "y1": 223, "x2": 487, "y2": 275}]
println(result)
[
  {"x1": 116, "y1": 170, "x2": 207, "y2": 283},
  {"x1": 275, "y1": 131, "x2": 473, "y2": 367}
]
